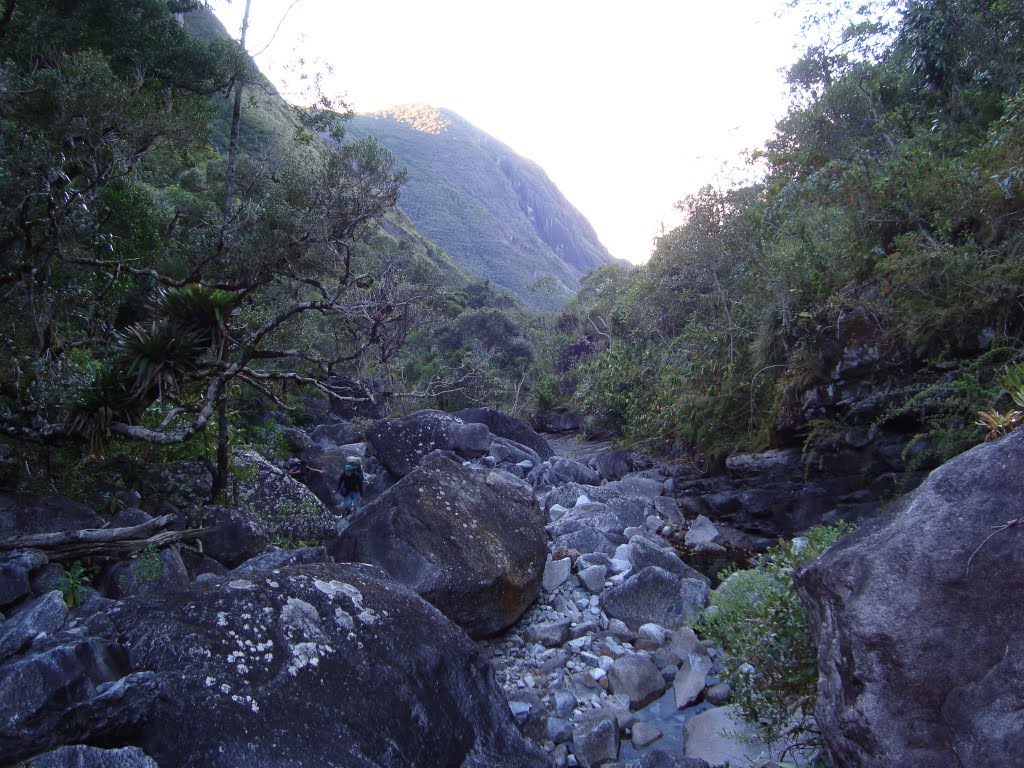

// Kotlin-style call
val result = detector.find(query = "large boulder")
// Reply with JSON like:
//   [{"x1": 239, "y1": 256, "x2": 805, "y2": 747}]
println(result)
[
  {"x1": 455, "y1": 407, "x2": 554, "y2": 460},
  {"x1": 328, "y1": 458, "x2": 546, "y2": 638},
  {"x1": 796, "y1": 427, "x2": 1024, "y2": 768},
  {"x1": 367, "y1": 410, "x2": 492, "y2": 478},
  {"x1": 528, "y1": 457, "x2": 601, "y2": 489},
  {"x1": 229, "y1": 450, "x2": 336, "y2": 544},
  {"x1": 85, "y1": 563, "x2": 549, "y2": 768},
  {"x1": 0, "y1": 494, "x2": 101, "y2": 538}
]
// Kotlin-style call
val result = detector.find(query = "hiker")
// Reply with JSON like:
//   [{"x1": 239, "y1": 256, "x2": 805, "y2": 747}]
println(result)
[
  {"x1": 285, "y1": 457, "x2": 323, "y2": 484},
  {"x1": 335, "y1": 457, "x2": 364, "y2": 515}
]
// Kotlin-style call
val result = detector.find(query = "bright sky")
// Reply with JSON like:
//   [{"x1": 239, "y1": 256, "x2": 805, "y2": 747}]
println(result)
[{"x1": 211, "y1": 0, "x2": 806, "y2": 264}]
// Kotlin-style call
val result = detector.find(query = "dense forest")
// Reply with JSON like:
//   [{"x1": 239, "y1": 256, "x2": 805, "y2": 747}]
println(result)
[
  {"x1": 542, "y1": 0, "x2": 1024, "y2": 463},
  {"x1": 0, "y1": 0, "x2": 541, "y2": 502}
]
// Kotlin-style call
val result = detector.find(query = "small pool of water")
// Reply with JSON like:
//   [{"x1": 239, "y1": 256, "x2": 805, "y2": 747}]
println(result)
[{"x1": 617, "y1": 690, "x2": 714, "y2": 761}]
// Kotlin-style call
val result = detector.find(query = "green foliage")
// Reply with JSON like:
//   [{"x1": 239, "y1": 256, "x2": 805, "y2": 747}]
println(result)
[
  {"x1": 533, "y1": 0, "x2": 1024, "y2": 462},
  {"x1": 57, "y1": 561, "x2": 99, "y2": 608},
  {"x1": 881, "y1": 347, "x2": 1024, "y2": 469},
  {"x1": 698, "y1": 523, "x2": 854, "y2": 754},
  {"x1": 131, "y1": 546, "x2": 165, "y2": 585}
]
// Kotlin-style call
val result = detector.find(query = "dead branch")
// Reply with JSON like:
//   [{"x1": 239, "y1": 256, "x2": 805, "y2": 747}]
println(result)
[{"x1": 0, "y1": 514, "x2": 205, "y2": 559}]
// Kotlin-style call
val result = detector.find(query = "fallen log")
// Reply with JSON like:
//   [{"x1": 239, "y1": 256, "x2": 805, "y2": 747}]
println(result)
[{"x1": 0, "y1": 514, "x2": 212, "y2": 560}]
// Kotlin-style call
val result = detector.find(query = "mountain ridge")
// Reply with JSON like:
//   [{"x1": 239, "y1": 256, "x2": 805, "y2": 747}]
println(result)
[{"x1": 346, "y1": 104, "x2": 620, "y2": 309}]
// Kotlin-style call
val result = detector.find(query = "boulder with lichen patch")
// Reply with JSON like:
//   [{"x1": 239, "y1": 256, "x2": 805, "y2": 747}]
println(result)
[
  {"x1": 75, "y1": 563, "x2": 550, "y2": 768},
  {"x1": 366, "y1": 409, "x2": 492, "y2": 478}
]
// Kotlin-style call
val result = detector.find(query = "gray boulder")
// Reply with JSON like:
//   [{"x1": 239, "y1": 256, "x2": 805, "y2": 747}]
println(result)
[
  {"x1": 80, "y1": 563, "x2": 550, "y2": 768},
  {"x1": 367, "y1": 410, "x2": 492, "y2": 477},
  {"x1": 0, "y1": 495, "x2": 101, "y2": 538},
  {"x1": 0, "y1": 590, "x2": 68, "y2": 664},
  {"x1": 607, "y1": 654, "x2": 666, "y2": 709},
  {"x1": 0, "y1": 630, "x2": 158, "y2": 764},
  {"x1": 626, "y1": 536, "x2": 709, "y2": 585},
  {"x1": 600, "y1": 566, "x2": 709, "y2": 631},
  {"x1": 528, "y1": 458, "x2": 601, "y2": 489},
  {"x1": 796, "y1": 426, "x2": 1024, "y2": 768},
  {"x1": 572, "y1": 709, "x2": 619, "y2": 767},
  {"x1": 329, "y1": 458, "x2": 546, "y2": 638},
  {"x1": 590, "y1": 449, "x2": 654, "y2": 482},
  {"x1": 200, "y1": 506, "x2": 269, "y2": 569},
  {"x1": 455, "y1": 407, "x2": 553, "y2": 460}
]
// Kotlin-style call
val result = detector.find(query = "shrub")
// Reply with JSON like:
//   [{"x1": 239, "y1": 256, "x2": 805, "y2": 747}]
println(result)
[{"x1": 697, "y1": 523, "x2": 853, "y2": 757}]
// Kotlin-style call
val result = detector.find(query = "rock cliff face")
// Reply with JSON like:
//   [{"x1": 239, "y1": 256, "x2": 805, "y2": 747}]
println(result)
[
  {"x1": 796, "y1": 427, "x2": 1024, "y2": 768},
  {"x1": 345, "y1": 105, "x2": 619, "y2": 309}
]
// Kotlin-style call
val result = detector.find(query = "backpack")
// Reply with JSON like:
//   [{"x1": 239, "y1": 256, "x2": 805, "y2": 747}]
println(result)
[{"x1": 344, "y1": 457, "x2": 364, "y2": 482}]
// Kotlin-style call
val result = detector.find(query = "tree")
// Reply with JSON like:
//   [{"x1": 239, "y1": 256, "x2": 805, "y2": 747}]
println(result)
[{"x1": 0, "y1": 0, "x2": 410, "y2": 496}]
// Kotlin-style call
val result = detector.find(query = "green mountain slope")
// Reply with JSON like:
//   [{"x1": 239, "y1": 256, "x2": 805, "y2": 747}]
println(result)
[{"x1": 345, "y1": 105, "x2": 617, "y2": 309}]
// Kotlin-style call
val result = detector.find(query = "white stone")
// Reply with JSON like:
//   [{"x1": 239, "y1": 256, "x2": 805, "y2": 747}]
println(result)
[{"x1": 685, "y1": 515, "x2": 720, "y2": 547}]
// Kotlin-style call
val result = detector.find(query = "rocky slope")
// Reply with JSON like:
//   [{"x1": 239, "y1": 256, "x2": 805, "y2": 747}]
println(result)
[{"x1": 345, "y1": 105, "x2": 619, "y2": 309}]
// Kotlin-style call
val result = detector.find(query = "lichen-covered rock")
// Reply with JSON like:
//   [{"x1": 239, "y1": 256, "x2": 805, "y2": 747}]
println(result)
[
  {"x1": 796, "y1": 426, "x2": 1024, "y2": 768},
  {"x1": 230, "y1": 450, "x2": 335, "y2": 544},
  {"x1": 367, "y1": 409, "x2": 492, "y2": 478},
  {"x1": 88, "y1": 563, "x2": 550, "y2": 768},
  {"x1": 329, "y1": 458, "x2": 546, "y2": 638}
]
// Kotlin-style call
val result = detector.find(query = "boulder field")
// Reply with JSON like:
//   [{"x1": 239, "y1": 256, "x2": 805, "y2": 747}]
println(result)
[{"x1": 3, "y1": 404, "x2": 1022, "y2": 767}]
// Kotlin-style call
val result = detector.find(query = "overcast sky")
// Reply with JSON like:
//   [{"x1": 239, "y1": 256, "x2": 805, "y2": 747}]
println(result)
[{"x1": 211, "y1": 0, "x2": 806, "y2": 263}]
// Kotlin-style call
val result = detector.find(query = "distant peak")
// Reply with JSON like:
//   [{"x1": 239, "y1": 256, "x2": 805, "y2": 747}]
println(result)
[{"x1": 369, "y1": 104, "x2": 451, "y2": 134}]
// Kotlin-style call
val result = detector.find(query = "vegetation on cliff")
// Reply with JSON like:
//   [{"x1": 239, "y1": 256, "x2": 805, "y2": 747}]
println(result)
[{"x1": 539, "y1": 0, "x2": 1024, "y2": 462}]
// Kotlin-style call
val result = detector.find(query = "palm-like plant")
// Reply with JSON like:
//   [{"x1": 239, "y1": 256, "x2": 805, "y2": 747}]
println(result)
[
  {"x1": 149, "y1": 285, "x2": 238, "y2": 360},
  {"x1": 114, "y1": 321, "x2": 207, "y2": 400}
]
